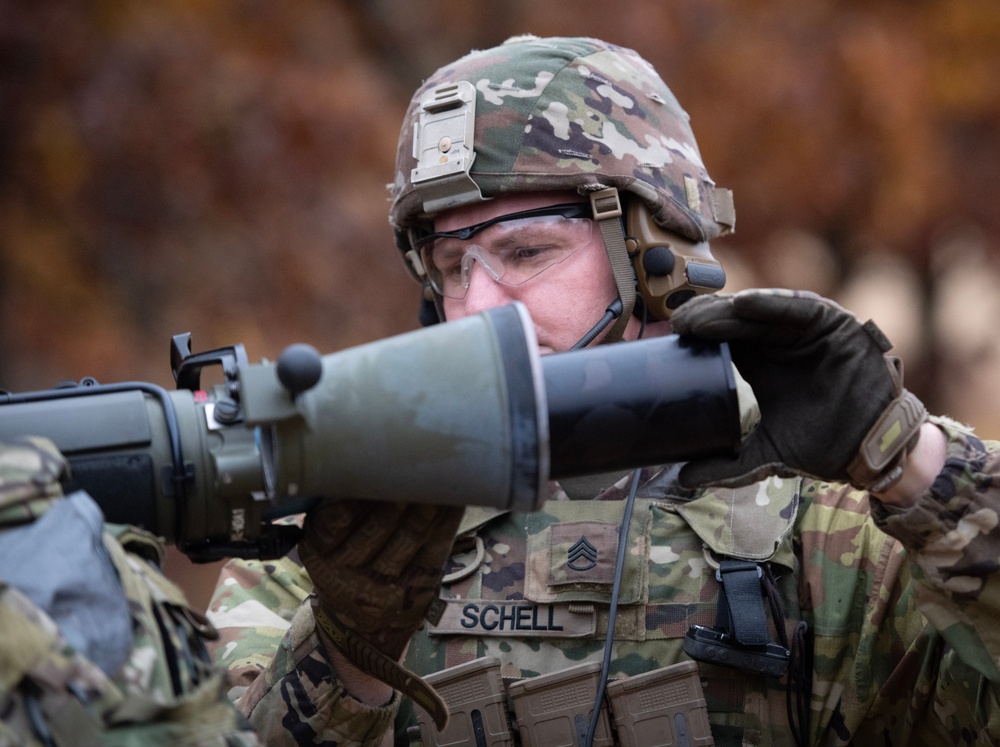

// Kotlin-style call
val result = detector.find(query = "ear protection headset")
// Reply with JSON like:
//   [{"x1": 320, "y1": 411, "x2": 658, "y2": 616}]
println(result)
[{"x1": 625, "y1": 198, "x2": 727, "y2": 321}]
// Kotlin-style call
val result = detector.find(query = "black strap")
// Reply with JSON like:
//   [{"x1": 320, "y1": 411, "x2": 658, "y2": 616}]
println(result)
[{"x1": 715, "y1": 560, "x2": 771, "y2": 646}]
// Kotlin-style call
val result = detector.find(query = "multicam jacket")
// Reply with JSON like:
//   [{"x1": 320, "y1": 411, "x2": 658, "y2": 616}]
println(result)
[
  {"x1": 207, "y1": 417, "x2": 1000, "y2": 746},
  {"x1": 0, "y1": 437, "x2": 259, "y2": 747}
]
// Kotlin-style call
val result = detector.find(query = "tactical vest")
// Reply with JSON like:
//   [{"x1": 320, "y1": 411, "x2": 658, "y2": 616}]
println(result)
[
  {"x1": 0, "y1": 438, "x2": 259, "y2": 747},
  {"x1": 405, "y1": 468, "x2": 805, "y2": 746}
]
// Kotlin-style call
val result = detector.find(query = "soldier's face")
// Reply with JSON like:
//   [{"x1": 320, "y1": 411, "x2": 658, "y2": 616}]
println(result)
[{"x1": 434, "y1": 191, "x2": 646, "y2": 353}]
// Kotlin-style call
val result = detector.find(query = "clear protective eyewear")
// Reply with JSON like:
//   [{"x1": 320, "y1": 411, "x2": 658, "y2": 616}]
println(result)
[{"x1": 414, "y1": 203, "x2": 595, "y2": 300}]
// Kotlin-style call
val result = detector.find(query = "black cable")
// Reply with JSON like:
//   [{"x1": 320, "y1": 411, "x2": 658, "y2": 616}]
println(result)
[
  {"x1": 786, "y1": 621, "x2": 811, "y2": 747},
  {"x1": 584, "y1": 466, "x2": 641, "y2": 747},
  {"x1": 581, "y1": 299, "x2": 647, "y2": 746},
  {"x1": 24, "y1": 683, "x2": 58, "y2": 747},
  {"x1": 635, "y1": 297, "x2": 647, "y2": 339},
  {"x1": 763, "y1": 565, "x2": 811, "y2": 747}
]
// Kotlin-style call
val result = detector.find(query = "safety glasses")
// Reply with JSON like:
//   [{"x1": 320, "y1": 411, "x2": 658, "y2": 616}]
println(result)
[{"x1": 415, "y1": 203, "x2": 595, "y2": 300}]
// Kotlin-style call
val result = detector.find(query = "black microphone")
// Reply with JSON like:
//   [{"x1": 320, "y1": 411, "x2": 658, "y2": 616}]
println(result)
[{"x1": 569, "y1": 298, "x2": 624, "y2": 350}]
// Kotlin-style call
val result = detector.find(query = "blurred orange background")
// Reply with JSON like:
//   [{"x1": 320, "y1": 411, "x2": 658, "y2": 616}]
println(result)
[{"x1": 3, "y1": 0, "x2": 1000, "y2": 608}]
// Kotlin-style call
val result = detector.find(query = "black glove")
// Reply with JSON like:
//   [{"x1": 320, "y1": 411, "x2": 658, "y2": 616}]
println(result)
[
  {"x1": 671, "y1": 289, "x2": 927, "y2": 491},
  {"x1": 298, "y1": 499, "x2": 463, "y2": 729}
]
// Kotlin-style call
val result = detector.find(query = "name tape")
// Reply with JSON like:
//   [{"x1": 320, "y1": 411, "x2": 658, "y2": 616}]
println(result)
[{"x1": 428, "y1": 600, "x2": 597, "y2": 638}]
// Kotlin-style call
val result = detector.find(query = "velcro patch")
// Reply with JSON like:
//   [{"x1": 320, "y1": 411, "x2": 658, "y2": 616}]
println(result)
[
  {"x1": 549, "y1": 521, "x2": 620, "y2": 586},
  {"x1": 427, "y1": 600, "x2": 597, "y2": 638}
]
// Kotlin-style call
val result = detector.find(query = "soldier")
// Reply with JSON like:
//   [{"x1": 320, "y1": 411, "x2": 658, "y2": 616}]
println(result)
[
  {"x1": 0, "y1": 436, "x2": 259, "y2": 746},
  {"x1": 207, "y1": 35, "x2": 1000, "y2": 745}
]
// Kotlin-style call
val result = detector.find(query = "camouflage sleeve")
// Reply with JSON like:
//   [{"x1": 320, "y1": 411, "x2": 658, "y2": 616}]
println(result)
[
  {"x1": 207, "y1": 554, "x2": 312, "y2": 696},
  {"x1": 798, "y1": 464, "x2": 999, "y2": 742},
  {"x1": 207, "y1": 554, "x2": 399, "y2": 746},
  {"x1": 1, "y1": 438, "x2": 259, "y2": 746},
  {"x1": 870, "y1": 415, "x2": 1000, "y2": 683}
]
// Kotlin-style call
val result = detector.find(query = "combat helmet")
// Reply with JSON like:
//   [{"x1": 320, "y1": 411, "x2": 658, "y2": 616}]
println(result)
[{"x1": 389, "y1": 35, "x2": 735, "y2": 336}]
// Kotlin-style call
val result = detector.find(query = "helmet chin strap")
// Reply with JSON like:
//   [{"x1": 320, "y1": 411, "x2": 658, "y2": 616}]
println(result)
[{"x1": 589, "y1": 187, "x2": 636, "y2": 343}]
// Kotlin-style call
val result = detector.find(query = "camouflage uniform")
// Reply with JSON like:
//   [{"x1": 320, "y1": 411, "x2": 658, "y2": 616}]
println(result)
[
  {"x1": 206, "y1": 36, "x2": 1000, "y2": 745},
  {"x1": 0, "y1": 437, "x2": 259, "y2": 746},
  {"x1": 208, "y1": 415, "x2": 1000, "y2": 745}
]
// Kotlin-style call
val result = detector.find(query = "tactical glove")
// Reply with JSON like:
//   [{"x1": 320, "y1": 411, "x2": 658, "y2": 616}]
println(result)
[
  {"x1": 670, "y1": 289, "x2": 928, "y2": 491},
  {"x1": 298, "y1": 498, "x2": 464, "y2": 729}
]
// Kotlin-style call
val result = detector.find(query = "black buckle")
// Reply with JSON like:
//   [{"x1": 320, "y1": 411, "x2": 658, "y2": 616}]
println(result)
[{"x1": 683, "y1": 560, "x2": 789, "y2": 677}]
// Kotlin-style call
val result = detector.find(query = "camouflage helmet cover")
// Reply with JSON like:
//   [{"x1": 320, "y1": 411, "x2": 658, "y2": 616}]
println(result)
[{"x1": 389, "y1": 35, "x2": 735, "y2": 250}]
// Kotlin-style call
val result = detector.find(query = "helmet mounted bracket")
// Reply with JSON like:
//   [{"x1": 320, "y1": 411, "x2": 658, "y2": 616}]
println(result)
[{"x1": 410, "y1": 81, "x2": 486, "y2": 214}]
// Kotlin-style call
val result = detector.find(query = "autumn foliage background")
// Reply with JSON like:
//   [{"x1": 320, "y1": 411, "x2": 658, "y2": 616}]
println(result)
[{"x1": 3, "y1": 1, "x2": 1000, "y2": 604}]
